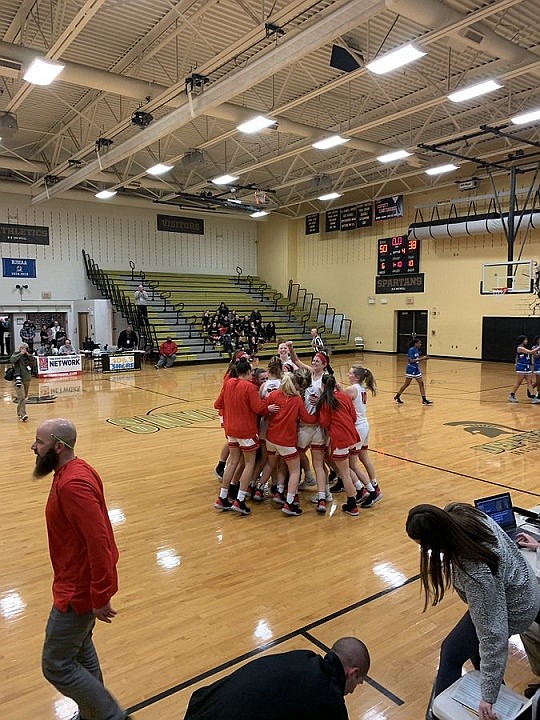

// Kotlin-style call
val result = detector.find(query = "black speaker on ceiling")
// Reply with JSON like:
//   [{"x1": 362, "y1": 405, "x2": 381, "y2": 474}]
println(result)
[{"x1": 330, "y1": 45, "x2": 361, "y2": 73}]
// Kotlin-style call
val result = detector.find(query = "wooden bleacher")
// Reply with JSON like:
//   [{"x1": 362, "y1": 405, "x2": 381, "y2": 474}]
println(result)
[{"x1": 105, "y1": 271, "x2": 355, "y2": 364}]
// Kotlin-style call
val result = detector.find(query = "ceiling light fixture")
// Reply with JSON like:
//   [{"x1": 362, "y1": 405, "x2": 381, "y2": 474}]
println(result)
[
  {"x1": 366, "y1": 44, "x2": 426, "y2": 75},
  {"x1": 250, "y1": 210, "x2": 269, "y2": 217},
  {"x1": 147, "y1": 163, "x2": 173, "y2": 176},
  {"x1": 95, "y1": 189, "x2": 117, "y2": 199},
  {"x1": 23, "y1": 58, "x2": 64, "y2": 86},
  {"x1": 312, "y1": 135, "x2": 350, "y2": 150},
  {"x1": 377, "y1": 149, "x2": 412, "y2": 163},
  {"x1": 425, "y1": 164, "x2": 459, "y2": 176},
  {"x1": 447, "y1": 80, "x2": 502, "y2": 103},
  {"x1": 318, "y1": 192, "x2": 342, "y2": 200},
  {"x1": 237, "y1": 115, "x2": 277, "y2": 133},
  {"x1": 212, "y1": 174, "x2": 239, "y2": 185},
  {"x1": 511, "y1": 108, "x2": 540, "y2": 125}
]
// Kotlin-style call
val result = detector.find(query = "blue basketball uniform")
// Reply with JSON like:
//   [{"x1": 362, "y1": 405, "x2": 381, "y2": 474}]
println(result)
[
  {"x1": 515, "y1": 348, "x2": 532, "y2": 374},
  {"x1": 533, "y1": 346, "x2": 540, "y2": 374},
  {"x1": 405, "y1": 346, "x2": 421, "y2": 377}
]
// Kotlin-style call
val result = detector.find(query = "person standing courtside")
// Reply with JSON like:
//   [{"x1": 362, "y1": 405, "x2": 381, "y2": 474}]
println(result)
[
  {"x1": 10, "y1": 341, "x2": 36, "y2": 422},
  {"x1": 32, "y1": 418, "x2": 130, "y2": 720},
  {"x1": 134, "y1": 283, "x2": 149, "y2": 321},
  {"x1": 183, "y1": 636, "x2": 370, "y2": 720}
]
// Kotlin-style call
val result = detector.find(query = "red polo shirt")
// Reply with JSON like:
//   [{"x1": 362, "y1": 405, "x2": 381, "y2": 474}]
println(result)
[{"x1": 45, "y1": 458, "x2": 119, "y2": 614}]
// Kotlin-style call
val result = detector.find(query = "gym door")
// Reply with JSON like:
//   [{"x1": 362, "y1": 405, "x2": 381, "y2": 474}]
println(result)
[{"x1": 397, "y1": 310, "x2": 428, "y2": 354}]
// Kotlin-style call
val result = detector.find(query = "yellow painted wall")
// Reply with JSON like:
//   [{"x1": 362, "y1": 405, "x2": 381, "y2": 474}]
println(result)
[{"x1": 257, "y1": 186, "x2": 540, "y2": 359}]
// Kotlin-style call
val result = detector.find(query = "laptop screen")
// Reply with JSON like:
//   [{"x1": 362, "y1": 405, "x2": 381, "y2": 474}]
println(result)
[{"x1": 474, "y1": 492, "x2": 517, "y2": 532}]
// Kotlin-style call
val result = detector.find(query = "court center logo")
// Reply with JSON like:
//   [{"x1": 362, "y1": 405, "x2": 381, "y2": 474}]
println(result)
[
  {"x1": 107, "y1": 407, "x2": 219, "y2": 433},
  {"x1": 445, "y1": 421, "x2": 540, "y2": 454}
]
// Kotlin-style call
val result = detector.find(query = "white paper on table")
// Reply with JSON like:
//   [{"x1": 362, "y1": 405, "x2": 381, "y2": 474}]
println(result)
[{"x1": 451, "y1": 672, "x2": 530, "y2": 720}]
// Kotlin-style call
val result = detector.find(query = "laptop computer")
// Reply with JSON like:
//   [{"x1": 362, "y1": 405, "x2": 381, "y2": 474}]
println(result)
[{"x1": 474, "y1": 492, "x2": 540, "y2": 543}]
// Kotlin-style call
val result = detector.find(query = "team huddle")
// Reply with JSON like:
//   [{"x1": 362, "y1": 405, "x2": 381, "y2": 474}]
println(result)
[{"x1": 212, "y1": 342, "x2": 382, "y2": 518}]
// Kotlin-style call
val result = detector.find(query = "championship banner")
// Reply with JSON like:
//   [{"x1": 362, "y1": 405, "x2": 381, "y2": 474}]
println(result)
[
  {"x1": 37, "y1": 355, "x2": 82, "y2": 377},
  {"x1": 374, "y1": 195, "x2": 404, "y2": 221}
]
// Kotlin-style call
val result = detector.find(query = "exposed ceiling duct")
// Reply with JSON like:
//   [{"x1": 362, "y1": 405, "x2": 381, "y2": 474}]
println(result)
[
  {"x1": 385, "y1": 0, "x2": 540, "y2": 76},
  {"x1": 408, "y1": 211, "x2": 540, "y2": 240}
]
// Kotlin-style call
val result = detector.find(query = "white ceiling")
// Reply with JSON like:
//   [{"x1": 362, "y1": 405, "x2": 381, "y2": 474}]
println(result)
[{"x1": 0, "y1": 0, "x2": 538, "y2": 217}]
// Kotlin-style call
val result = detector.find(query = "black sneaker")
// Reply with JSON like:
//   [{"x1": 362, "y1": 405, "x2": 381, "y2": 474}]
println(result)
[
  {"x1": 422, "y1": 398, "x2": 433, "y2": 405},
  {"x1": 341, "y1": 501, "x2": 359, "y2": 517},
  {"x1": 282, "y1": 501, "x2": 302, "y2": 516},
  {"x1": 232, "y1": 499, "x2": 251, "y2": 515},
  {"x1": 328, "y1": 469, "x2": 337, "y2": 483},
  {"x1": 330, "y1": 476, "x2": 345, "y2": 493},
  {"x1": 527, "y1": 390, "x2": 535, "y2": 399},
  {"x1": 213, "y1": 497, "x2": 233, "y2": 511},
  {"x1": 360, "y1": 488, "x2": 383, "y2": 508},
  {"x1": 394, "y1": 395, "x2": 404, "y2": 404},
  {"x1": 214, "y1": 464, "x2": 224, "y2": 479}
]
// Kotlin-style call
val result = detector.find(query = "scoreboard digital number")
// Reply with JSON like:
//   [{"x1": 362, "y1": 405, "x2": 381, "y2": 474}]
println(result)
[{"x1": 377, "y1": 235, "x2": 420, "y2": 275}]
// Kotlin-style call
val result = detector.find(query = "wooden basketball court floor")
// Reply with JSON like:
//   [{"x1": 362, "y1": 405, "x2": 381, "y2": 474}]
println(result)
[{"x1": 2, "y1": 352, "x2": 539, "y2": 720}]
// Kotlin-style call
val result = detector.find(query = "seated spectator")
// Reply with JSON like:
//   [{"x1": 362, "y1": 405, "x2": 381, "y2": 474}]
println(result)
[
  {"x1": 58, "y1": 338, "x2": 77, "y2": 355},
  {"x1": 265, "y1": 321, "x2": 277, "y2": 343},
  {"x1": 117, "y1": 324, "x2": 138, "y2": 350},
  {"x1": 251, "y1": 308, "x2": 262, "y2": 324},
  {"x1": 201, "y1": 311, "x2": 211, "y2": 331},
  {"x1": 155, "y1": 337, "x2": 178, "y2": 369},
  {"x1": 36, "y1": 341, "x2": 52, "y2": 356},
  {"x1": 221, "y1": 332, "x2": 234, "y2": 358}
]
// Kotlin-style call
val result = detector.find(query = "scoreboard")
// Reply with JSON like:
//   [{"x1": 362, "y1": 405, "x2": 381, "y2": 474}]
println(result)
[{"x1": 377, "y1": 235, "x2": 420, "y2": 275}]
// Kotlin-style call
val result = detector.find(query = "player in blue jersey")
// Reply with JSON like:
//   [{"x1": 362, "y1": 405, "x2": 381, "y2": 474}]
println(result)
[
  {"x1": 394, "y1": 338, "x2": 432, "y2": 405},
  {"x1": 529, "y1": 335, "x2": 540, "y2": 400},
  {"x1": 509, "y1": 335, "x2": 539, "y2": 403}
]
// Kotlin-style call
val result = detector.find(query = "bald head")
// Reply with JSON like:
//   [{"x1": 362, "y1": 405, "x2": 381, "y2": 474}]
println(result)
[
  {"x1": 39, "y1": 418, "x2": 77, "y2": 450},
  {"x1": 32, "y1": 418, "x2": 77, "y2": 478},
  {"x1": 331, "y1": 637, "x2": 370, "y2": 695}
]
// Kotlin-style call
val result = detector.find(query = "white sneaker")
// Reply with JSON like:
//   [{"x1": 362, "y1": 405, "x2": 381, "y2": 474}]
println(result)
[
  {"x1": 310, "y1": 491, "x2": 333, "y2": 503},
  {"x1": 508, "y1": 394, "x2": 518, "y2": 403},
  {"x1": 532, "y1": 398, "x2": 540, "y2": 405}
]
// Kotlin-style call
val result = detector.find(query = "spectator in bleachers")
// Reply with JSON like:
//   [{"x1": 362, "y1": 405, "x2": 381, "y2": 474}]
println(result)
[
  {"x1": 265, "y1": 321, "x2": 277, "y2": 343},
  {"x1": 251, "y1": 308, "x2": 262, "y2": 324},
  {"x1": 218, "y1": 302, "x2": 229, "y2": 318},
  {"x1": 201, "y1": 311, "x2": 211, "y2": 332},
  {"x1": 134, "y1": 284, "x2": 149, "y2": 320}
]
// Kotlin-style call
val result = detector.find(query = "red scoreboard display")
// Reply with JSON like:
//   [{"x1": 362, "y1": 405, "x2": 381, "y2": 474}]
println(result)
[{"x1": 377, "y1": 235, "x2": 420, "y2": 275}]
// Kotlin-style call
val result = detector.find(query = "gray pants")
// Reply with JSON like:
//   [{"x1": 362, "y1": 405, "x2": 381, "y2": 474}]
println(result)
[
  {"x1": 14, "y1": 380, "x2": 30, "y2": 418},
  {"x1": 42, "y1": 606, "x2": 125, "y2": 720},
  {"x1": 156, "y1": 353, "x2": 176, "y2": 368}
]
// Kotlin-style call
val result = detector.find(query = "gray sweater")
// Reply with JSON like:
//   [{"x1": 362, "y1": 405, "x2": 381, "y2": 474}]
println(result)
[{"x1": 452, "y1": 515, "x2": 540, "y2": 703}]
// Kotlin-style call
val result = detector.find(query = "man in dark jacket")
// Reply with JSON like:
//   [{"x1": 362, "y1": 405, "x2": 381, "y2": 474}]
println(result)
[{"x1": 183, "y1": 637, "x2": 370, "y2": 720}]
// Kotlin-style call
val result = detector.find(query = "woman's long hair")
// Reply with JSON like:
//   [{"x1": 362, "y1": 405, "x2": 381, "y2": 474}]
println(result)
[
  {"x1": 406, "y1": 503, "x2": 499, "y2": 609},
  {"x1": 267, "y1": 356, "x2": 283, "y2": 379},
  {"x1": 318, "y1": 373, "x2": 340, "y2": 411},
  {"x1": 350, "y1": 365, "x2": 377, "y2": 396},
  {"x1": 280, "y1": 372, "x2": 300, "y2": 397}
]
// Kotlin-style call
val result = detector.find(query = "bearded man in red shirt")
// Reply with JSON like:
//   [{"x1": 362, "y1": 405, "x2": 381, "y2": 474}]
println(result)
[{"x1": 32, "y1": 418, "x2": 130, "y2": 720}]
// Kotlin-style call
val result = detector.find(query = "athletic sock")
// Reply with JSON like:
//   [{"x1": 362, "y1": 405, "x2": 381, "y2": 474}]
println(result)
[
  {"x1": 237, "y1": 490, "x2": 247, "y2": 502},
  {"x1": 354, "y1": 480, "x2": 363, "y2": 491},
  {"x1": 286, "y1": 492, "x2": 295, "y2": 505},
  {"x1": 318, "y1": 491, "x2": 326, "y2": 500},
  {"x1": 365, "y1": 482, "x2": 375, "y2": 492},
  {"x1": 277, "y1": 483, "x2": 285, "y2": 494},
  {"x1": 216, "y1": 460, "x2": 226, "y2": 473},
  {"x1": 219, "y1": 488, "x2": 228, "y2": 500}
]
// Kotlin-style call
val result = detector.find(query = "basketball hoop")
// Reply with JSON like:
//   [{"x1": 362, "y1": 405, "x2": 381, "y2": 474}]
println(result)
[
  {"x1": 492, "y1": 287, "x2": 509, "y2": 296},
  {"x1": 254, "y1": 190, "x2": 267, "y2": 205}
]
